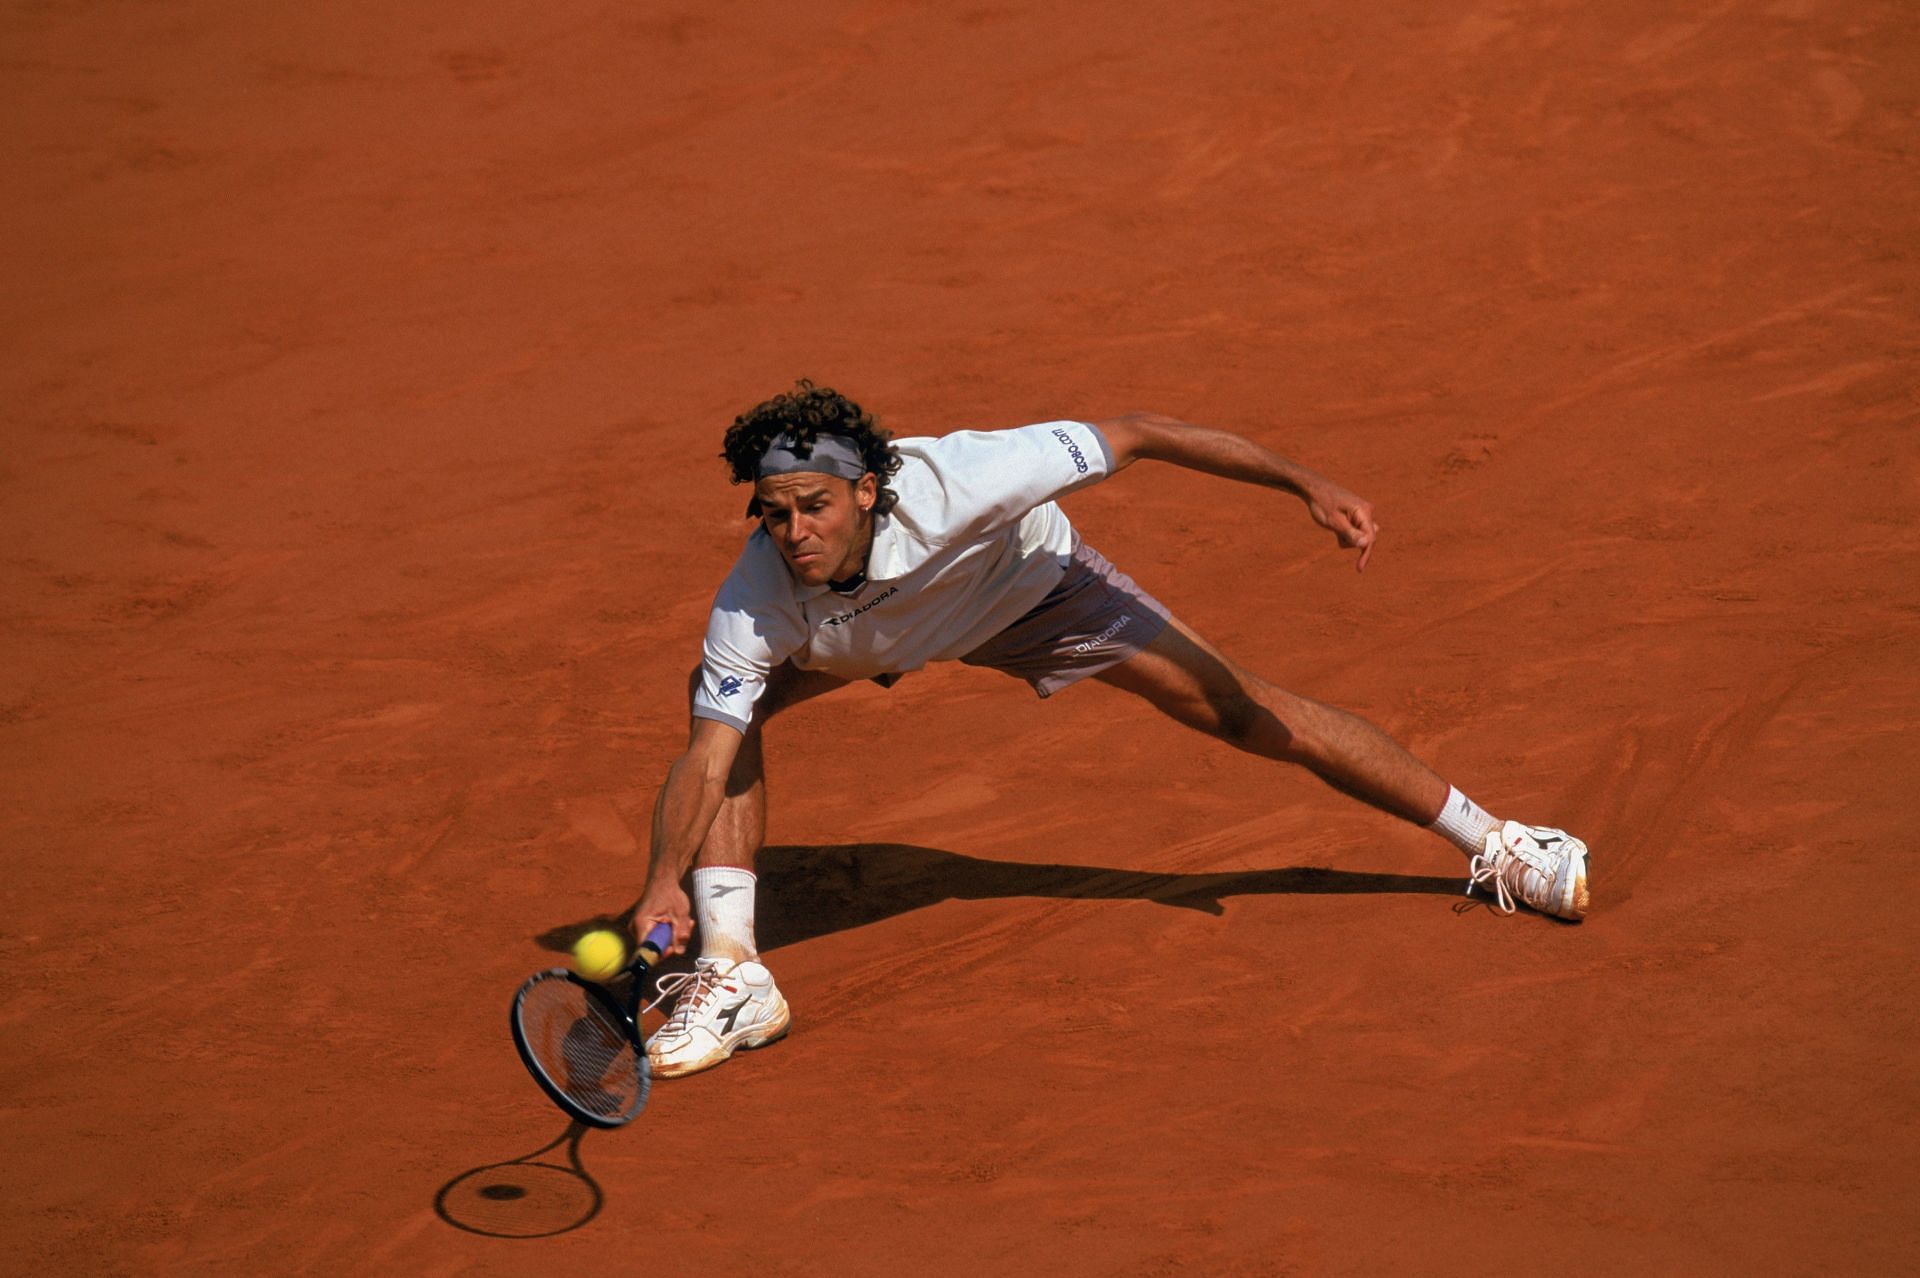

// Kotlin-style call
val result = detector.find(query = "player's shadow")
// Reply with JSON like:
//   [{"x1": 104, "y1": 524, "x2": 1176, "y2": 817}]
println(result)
[
  {"x1": 535, "y1": 841, "x2": 1459, "y2": 961},
  {"x1": 759, "y1": 842, "x2": 1459, "y2": 949}
]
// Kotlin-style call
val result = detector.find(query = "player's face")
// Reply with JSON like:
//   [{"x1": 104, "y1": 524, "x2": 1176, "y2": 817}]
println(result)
[{"x1": 755, "y1": 472, "x2": 878, "y2": 586}]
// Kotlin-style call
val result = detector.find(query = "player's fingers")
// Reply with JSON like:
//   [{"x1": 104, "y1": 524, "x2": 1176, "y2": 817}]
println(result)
[
  {"x1": 635, "y1": 911, "x2": 682, "y2": 957},
  {"x1": 1351, "y1": 507, "x2": 1377, "y2": 571}
]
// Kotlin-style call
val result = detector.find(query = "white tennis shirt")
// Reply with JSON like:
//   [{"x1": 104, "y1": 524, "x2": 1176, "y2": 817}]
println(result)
[{"x1": 690, "y1": 419, "x2": 1116, "y2": 732}]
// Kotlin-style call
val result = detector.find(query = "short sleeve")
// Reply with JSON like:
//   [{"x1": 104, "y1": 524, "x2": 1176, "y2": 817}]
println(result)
[
  {"x1": 897, "y1": 420, "x2": 1114, "y2": 546},
  {"x1": 690, "y1": 537, "x2": 809, "y2": 732}
]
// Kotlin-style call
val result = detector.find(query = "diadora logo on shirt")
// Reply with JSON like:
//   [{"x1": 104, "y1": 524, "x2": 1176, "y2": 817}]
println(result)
[
  {"x1": 1051, "y1": 427, "x2": 1090, "y2": 474},
  {"x1": 717, "y1": 675, "x2": 744, "y2": 697},
  {"x1": 820, "y1": 585, "x2": 899, "y2": 627}
]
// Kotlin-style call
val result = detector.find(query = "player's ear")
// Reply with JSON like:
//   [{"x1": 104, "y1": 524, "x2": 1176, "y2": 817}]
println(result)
[{"x1": 854, "y1": 473, "x2": 877, "y2": 512}]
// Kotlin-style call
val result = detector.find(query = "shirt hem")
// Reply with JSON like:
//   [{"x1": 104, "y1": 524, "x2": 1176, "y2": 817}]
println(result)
[{"x1": 690, "y1": 704, "x2": 751, "y2": 734}]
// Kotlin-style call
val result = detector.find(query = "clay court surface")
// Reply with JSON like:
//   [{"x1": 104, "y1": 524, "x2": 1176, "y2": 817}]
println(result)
[{"x1": 5, "y1": 0, "x2": 1918, "y2": 1272}]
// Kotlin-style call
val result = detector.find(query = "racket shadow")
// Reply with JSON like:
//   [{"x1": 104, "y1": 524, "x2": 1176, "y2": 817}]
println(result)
[
  {"x1": 535, "y1": 841, "x2": 1459, "y2": 961},
  {"x1": 434, "y1": 1120, "x2": 604, "y2": 1239}
]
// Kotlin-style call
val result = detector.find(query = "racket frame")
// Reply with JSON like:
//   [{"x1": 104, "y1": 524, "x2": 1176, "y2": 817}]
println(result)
[{"x1": 509, "y1": 924, "x2": 672, "y2": 1129}]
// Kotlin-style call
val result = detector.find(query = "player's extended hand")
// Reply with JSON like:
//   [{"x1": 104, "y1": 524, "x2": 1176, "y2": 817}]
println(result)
[
  {"x1": 1303, "y1": 479, "x2": 1380, "y2": 571},
  {"x1": 631, "y1": 883, "x2": 694, "y2": 957}
]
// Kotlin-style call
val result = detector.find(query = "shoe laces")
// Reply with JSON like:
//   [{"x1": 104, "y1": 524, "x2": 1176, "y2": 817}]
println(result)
[
  {"x1": 1465, "y1": 833, "x2": 1556, "y2": 914},
  {"x1": 645, "y1": 963, "x2": 738, "y2": 1030},
  {"x1": 1466, "y1": 846, "x2": 1518, "y2": 914}
]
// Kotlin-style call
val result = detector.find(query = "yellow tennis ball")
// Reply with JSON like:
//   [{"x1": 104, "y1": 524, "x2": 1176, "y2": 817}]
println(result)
[{"x1": 572, "y1": 929, "x2": 627, "y2": 982}]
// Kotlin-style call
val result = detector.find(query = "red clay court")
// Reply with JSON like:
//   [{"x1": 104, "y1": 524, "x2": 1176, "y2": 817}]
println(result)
[{"x1": 4, "y1": 1, "x2": 1916, "y2": 1272}]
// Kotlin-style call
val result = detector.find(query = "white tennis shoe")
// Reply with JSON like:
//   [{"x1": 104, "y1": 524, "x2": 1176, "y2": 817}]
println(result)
[
  {"x1": 1467, "y1": 821, "x2": 1590, "y2": 920},
  {"x1": 646, "y1": 956, "x2": 791, "y2": 1079}
]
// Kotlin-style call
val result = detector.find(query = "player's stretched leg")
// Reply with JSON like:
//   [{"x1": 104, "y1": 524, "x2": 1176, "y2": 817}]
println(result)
[
  {"x1": 650, "y1": 663, "x2": 848, "y2": 1079},
  {"x1": 1094, "y1": 616, "x2": 1589, "y2": 920}
]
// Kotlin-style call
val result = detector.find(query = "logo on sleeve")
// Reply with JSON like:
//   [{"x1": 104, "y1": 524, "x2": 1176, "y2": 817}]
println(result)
[
  {"x1": 717, "y1": 675, "x2": 744, "y2": 697},
  {"x1": 1051, "y1": 427, "x2": 1089, "y2": 474}
]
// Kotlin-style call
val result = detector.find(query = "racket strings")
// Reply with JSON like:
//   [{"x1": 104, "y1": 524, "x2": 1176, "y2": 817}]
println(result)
[{"x1": 519, "y1": 978, "x2": 644, "y2": 1120}]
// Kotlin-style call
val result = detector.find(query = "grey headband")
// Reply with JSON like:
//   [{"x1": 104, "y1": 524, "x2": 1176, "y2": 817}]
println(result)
[{"x1": 755, "y1": 432, "x2": 868, "y2": 481}]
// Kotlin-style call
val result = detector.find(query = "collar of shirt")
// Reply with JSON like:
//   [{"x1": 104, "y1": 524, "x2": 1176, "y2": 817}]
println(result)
[{"x1": 865, "y1": 511, "x2": 918, "y2": 583}]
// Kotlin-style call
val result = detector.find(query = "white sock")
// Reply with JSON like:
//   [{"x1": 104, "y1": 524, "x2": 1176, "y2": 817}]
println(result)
[
  {"x1": 691, "y1": 866, "x2": 758, "y2": 963},
  {"x1": 1429, "y1": 786, "x2": 1501, "y2": 856}
]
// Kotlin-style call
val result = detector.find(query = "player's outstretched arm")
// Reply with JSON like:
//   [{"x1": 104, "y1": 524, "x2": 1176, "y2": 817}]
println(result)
[
  {"x1": 1094, "y1": 412, "x2": 1380, "y2": 571},
  {"x1": 631, "y1": 717, "x2": 743, "y2": 954}
]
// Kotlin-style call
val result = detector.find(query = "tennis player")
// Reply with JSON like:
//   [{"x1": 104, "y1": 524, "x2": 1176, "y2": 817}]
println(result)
[{"x1": 633, "y1": 381, "x2": 1589, "y2": 1078}]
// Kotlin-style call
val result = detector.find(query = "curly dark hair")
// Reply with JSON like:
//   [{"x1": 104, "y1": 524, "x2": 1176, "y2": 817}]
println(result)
[{"x1": 721, "y1": 379, "x2": 903, "y2": 516}]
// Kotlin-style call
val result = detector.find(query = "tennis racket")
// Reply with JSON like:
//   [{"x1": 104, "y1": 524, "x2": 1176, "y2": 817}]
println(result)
[{"x1": 511, "y1": 921, "x2": 673, "y2": 1128}]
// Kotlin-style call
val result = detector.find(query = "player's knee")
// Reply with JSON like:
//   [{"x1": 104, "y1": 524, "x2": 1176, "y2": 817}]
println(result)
[
  {"x1": 1206, "y1": 684, "x2": 1323, "y2": 766},
  {"x1": 1207, "y1": 688, "x2": 1266, "y2": 747}
]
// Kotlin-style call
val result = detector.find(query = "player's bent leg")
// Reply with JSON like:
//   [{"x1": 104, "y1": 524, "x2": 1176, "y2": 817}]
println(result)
[
  {"x1": 1095, "y1": 616, "x2": 1448, "y2": 824},
  {"x1": 684, "y1": 662, "x2": 849, "y2": 874},
  {"x1": 654, "y1": 663, "x2": 841, "y2": 1078}
]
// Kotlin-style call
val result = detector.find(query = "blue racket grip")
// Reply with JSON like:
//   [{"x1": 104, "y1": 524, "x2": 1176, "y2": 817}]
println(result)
[{"x1": 635, "y1": 921, "x2": 673, "y2": 969}]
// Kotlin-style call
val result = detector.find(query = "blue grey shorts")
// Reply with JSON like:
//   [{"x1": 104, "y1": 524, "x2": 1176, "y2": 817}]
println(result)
[{"x1": 957, "y1": 538, "x2": 1171, "y2": 697}]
